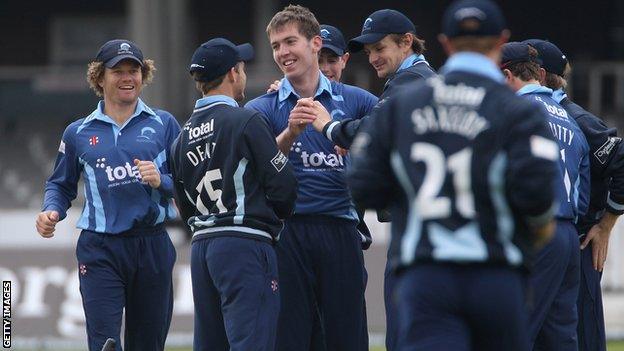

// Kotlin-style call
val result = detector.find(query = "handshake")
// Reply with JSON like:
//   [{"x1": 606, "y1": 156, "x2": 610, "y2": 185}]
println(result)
[{"x1": 289, "y1": 98, "x2": 347, "y2": 156}]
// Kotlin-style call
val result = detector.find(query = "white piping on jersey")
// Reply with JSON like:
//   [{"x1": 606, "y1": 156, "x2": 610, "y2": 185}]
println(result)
[
  {"x1": 193, "y1": 226, "x2": 273, "y2": 240},
  {"x1": 390, "y1": 151, "x2": 421, "y2": 266},
  {"x1": 325, "y1": 121, "x2": 340, "y2": 142},
  {"x1": 193, "y1": 101, "x2": 231, "y2": 113},
  {"x1": 233, "y1": 158, "x2": 248, "y2": 224},
  {"x1": 488, "y1": 152, "x2": 522, "y2": 266}
]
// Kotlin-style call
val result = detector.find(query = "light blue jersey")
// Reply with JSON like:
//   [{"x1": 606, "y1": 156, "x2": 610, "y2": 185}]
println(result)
[{"x1": 43, "y1": 99, "x2": 181, "y2": 233}]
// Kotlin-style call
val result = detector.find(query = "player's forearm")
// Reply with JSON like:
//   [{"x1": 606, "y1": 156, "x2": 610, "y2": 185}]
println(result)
[
  {"x1": 598, "y1": 211, "x2": 619, "y2": 233},
  {"x1": 276, "y1": 128, "x2": 298, "y2": 155}
]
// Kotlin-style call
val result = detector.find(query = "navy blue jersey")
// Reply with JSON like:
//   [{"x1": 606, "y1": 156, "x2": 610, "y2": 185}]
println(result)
[
  {"x1": 169, "y1": 96, "x2": 297, "y2": 242},
  {"x1": 245, "y1": 73, "x2": 377, "y2": 219},
  {"x1": 348, "y1": 53, "x2": 559, "y2": 269},
  {"x1": 517, "y1": 85, "x2": 590, "y2": 221},
  {"x1": 43, "y1": 99, "x2": 180, "y2": 234},
  {"x1": 323, "y1": 54, "x2": 436, "y2": 148},
  {"x1": 555, "y1": 91, "x2": 624, "y2": 232}
]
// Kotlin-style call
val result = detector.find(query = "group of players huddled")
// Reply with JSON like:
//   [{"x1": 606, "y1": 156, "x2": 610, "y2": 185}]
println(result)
[{"x1": 35, "y1": 0, "x2": 624, "y2": 350}]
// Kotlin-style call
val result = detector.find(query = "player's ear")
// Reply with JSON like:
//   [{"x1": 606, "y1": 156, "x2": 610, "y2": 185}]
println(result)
[
  {"x1": 311, "y1": 35, "x2": 323, "y2": 54},
  {"x1": 341, "y1": 52, "x2": 350, "y2": 66}
]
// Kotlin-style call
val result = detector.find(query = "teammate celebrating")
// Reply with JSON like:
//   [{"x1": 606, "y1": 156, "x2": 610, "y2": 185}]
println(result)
[
  {"x1": 501, "y1": 41, "x2": 590, "y2": 350},
  {"x1": 170, "y1": 38, "x2": 297, "y2": 351},
  {"x1": 245, "y1": 5, "x2": 377, "y2": 350},
  {"x1": 36, "y1": 39, "x2": 180, "y2": 351},
  {"x1": 527, "y1": 38, "x2": 624, "y2": 351},
  {"x1": 348, "y1": 1, "x2": 559, "y2": 349},
  {"x1": 312, "y1": 9, "x2": 436, "y2": 150}
]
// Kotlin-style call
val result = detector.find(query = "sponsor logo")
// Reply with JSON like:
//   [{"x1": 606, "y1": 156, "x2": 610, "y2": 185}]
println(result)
[
  {"x1": 186, "y1": 120, "x2": 215, "y2": 141},
  {"x1": 290, "y1": 141, "x2": 345, "y2": 171},
  {"x1": 594, "y1": 136, "x2": 622, "y2": 164},
  {"x1": 88, "y1": 136, "x2": 99, "y2": 146},
  {"x1": 58, "y1": 140, "x2": 66, "y2": 154},
  {"x1": 96, "y1": 158, "x2": 141, "y2": 186},
  {"x1": 271, "y1": 279, "x2": 278, "y2": 292},
  {"x1": 79, "y1": 264, "x2": 87, "y2": 276},
  {"x1": 271, "y1": 151, "x2": 288, "y2": 172}
]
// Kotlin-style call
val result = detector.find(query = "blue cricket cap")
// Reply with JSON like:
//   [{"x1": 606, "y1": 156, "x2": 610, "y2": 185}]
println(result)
[
  {"x1": 320, "y1": 24, "x2": 347, "y2": 56},
  {"x1": 348, "y1": 9, "x2": 416, "y2": 53},
  {"x1": 522, "y1": 39, "x2": 568, "y2": 76},
  {"x1": 189, "y1": 38, "x2": 254, "y2": 82},
  {"x1": 500, "y1": 42, "x2": 542, "y2": 68},
  {"x1": 96, "y1": 39, "x2": 144, "y2": 68},
  {"x1": 442, "y1": 0, "x2": 506, "y2": 38}
]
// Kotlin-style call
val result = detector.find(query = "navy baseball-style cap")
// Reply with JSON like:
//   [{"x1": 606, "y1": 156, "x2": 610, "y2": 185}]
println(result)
[
  {"x1": 442, "y1": 0, "x2": 506, "y2": 38},
  {"x1": 96, "y1": 39, "x2": 144, "y2": 68},
  {"x1": 500, "y1": 42, "x2": 542, "y2": 68},
  {"x1": 348, "y1": 9, "x2": 416, "y2": 53},
  {"x1": 189, "y1": 38, "x2": 254, "y2": 82},
  {"x1": 320, "y1": 24, "x2": 347, "y2": 56},
  {"x1": 523, "y1": 39, "x2": 568, "y2": 76}
]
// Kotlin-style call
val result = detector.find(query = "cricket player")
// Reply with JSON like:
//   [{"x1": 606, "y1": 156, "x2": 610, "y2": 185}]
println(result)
[
  {"x1": 501, "y1": 41, "x2": 590, "y2": 350},
  {"x1": 527, "y1": 38, "x2": 624, "y2": 351},
  {"x1": 36, "y1": 39, "x2": 180, "y2": 351},
  {"x1": 348, "y1": 0, "x2": 560, "y2": 349},
  {"x1": 311, "y1": 9, "x2": 436, "y2": 150},
  {"x1": 245, "y1": 5, "x2": 377, "y2": 350},
  {"x1": 337, "y1": 10, "x2": 438, "y2": 349},
  {"x1": 169, "y1": 38, "x2": 297, "y2": 351}
]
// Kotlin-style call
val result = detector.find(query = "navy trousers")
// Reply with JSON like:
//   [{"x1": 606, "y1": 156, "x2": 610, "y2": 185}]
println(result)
[
  {"x1": 396, "y1": 264, "x2": 529, "y2": 351},
  {"x1": 384, "y1": 258, "x2": 398, "y2": 351},
  {"x1": 529, "y1": 220, "x2": 580, "y2": 351},
  {"x1": 275, "y1": 215, "x2": 367, "y2": 351},
  {"x1": 76, "y1": 227, "x2": 176, "y2": 351},
  {"x1": 191, "y1": 235, "x2": 279, "y2": 351},
  {"x1": 577, "y1": 239, "x2": 606, "y2": 351}
]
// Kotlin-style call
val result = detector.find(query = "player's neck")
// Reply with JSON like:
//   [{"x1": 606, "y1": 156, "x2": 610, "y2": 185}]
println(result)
[
  {"x1": 289, "y1": 65, "x2": 320, "y2": 98},
  {"x1": 103, "y1": 98, "x2": 138, "y2": 126}
]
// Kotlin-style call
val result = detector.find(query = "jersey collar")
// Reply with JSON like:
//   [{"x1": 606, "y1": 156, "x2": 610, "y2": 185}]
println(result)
[
  {"x1": 278, "y1": 71, "x2": 332, "y2": 103},
  {"x1": 194, "y1": 95, "x2": 239, "y2": 110},
  {"x1": 516, "y1": 83, "x2": 553, "y2": 97},
  {"x1": 396, "y1": 53, "x2": 426, "y2": 73},
  {"x1": 552, "y1": 88, "x2": 568, "y2": 103},
  {"x1": 82, "y1": 98, "x2": 156, "y2": 128}
]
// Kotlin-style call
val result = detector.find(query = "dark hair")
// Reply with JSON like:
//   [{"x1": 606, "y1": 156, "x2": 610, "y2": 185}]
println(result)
[
  {"x1": 266, "y1": 5, "x2": 320, "y2": 40},
  {"x1": 192, "y1": 63, "x2": 241, "y2": 95},
  {"x1": 506, "y1": 45, "x2": 541, "y2": 82},
  {"x1": 388, "y1": 33, "x2": 426, "y2": 55}
]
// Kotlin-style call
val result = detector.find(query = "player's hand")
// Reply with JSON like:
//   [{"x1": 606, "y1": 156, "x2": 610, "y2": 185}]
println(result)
[
  {"x1": 288, "y1": 98, "x2": 317, "y2": 136},
  {"x1": 581, "y1": 222, "x2": 612, "y2": 272},
  {"x1": 266, "y1": 80, "x2": 281, "y2": 93},
  {"x1": 36, "y1": 210, "x2": 59, "y2": 238},
  {"x1": 532, "y1": 219, "x2": 555, "y2": 249},
  {"x1": 334, "y1": 145, "x2": 348, "y2": 156},
  {"x1": 134, "y1": 159, "x2": 161, "y2": 189},
  {"x1": 309, "y1": 100, "x2": 332, "y2": 133}
]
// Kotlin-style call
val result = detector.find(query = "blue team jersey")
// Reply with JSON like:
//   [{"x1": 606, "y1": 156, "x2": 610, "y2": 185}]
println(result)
[
  {"x1": 518, "y1": 84, "x2": 590, "y2": 221},
  {"x1": 43, "y1": 99, "x2": 181, "y2": 234},
  {"x1": 245, "y1": 73, "x2": 377, "y2": 219}
]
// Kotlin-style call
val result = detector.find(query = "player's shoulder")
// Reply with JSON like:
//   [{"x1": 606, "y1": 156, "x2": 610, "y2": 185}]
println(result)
[
  {"x1": 561, "y1": 98, "x2": 598, "y2": 121},
  {"x1": 334, "y1": 81, "x2": 376, "y2": 100},
  {"x1": 245, "y1": 91, "x2": 278, "y2": 110}
]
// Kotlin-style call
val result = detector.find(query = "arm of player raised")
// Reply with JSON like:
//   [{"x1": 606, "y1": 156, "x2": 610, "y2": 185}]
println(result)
[
  {"x1": 347, "y1": 100, "x2": 397, "y2": 210},
  {"x1": 244, "y1": 115, "x2": 298, "y2": 219}
]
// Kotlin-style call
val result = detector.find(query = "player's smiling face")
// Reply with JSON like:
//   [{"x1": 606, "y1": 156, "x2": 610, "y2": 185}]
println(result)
[
  {"x1": 99, "y1": 60, "x2": 143, "y2": 105},
  {"x1": 269, "y1": 22, "x2": 322, "y2": 80},
  {"x1": 319, "y1": 49, "x2": 347, "y2": 82},
  {"x1": 364, "y1": 35, "x2": 411, "y2": 79}
]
